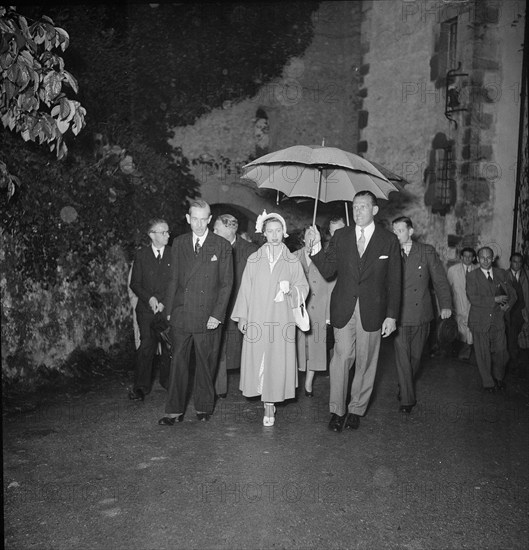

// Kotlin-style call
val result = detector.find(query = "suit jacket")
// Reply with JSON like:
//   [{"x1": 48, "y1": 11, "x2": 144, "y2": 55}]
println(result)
[
  {"x1": 164, "y1": 231, "x2": 233, "y2": 333},
  {"x1": 129, "y1": 246, "x2": 172, "y2": 317},
  {"x1": 466, "y1": 267, "x2": 517, "y2": 332},
  {"x1": 399, "y1": 242, "x2": 452, "y2": 326},
  {"x1": 227, "y1": 236, "x2": 259, "y2": 318},
  {"x1": 311, "y1": 224, "x2": 401, "y2": 331},
  {"x1": 504, "y1": 268, "x2": 529, "y2": 321}
]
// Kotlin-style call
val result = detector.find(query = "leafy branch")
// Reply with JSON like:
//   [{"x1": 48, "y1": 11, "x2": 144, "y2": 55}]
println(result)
[{"x1": 0, "y1": 5, "x2": 86, "y2": 165}]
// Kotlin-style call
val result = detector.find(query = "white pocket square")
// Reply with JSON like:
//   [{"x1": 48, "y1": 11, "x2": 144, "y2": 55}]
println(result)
[
  {"x1": 379, "y1": 255, "x2": 388, "y2": 259},
  {"x1": 211, "y1": 255, "x2": 217, "y2": 261}
]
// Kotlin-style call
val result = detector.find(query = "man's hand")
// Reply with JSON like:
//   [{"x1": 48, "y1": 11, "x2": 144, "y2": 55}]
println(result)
[
  {"x1": 495, "y1": 295, "x2": 508, "y2": 306},
  {"x1": 381, "y1": 317, "x2": 397, "y2": 337},
  {"x1": 148, "y1": 296, "x2": 159, "y2": 313},
  {"x1": 206, "y1": 316, "x2": 221, "y2": 330},
  {"x1": 440, "y1": 308, "x2": 451, "y2": 319},
  {"x1": 307, "y1": 225, "x2": 321, "y2": 246}
]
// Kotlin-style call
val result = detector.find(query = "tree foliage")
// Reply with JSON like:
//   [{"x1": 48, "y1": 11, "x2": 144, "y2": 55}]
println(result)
[
  {"x1": 1, "y1": 3, "x2": 318, "y2": 287},
  {"x1": 0, "y1": 5, "x2": 86, "y2": 168}
]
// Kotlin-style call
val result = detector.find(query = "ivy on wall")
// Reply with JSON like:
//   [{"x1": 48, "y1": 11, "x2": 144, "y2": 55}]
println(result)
[{"x1": 1, "y1": 2, "x2": 319, "y2": 387}]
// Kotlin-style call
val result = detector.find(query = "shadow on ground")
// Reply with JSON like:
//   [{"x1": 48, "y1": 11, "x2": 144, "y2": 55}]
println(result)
[{"x1": 3, "y1": 339, "x2": 529, "y2": 549}]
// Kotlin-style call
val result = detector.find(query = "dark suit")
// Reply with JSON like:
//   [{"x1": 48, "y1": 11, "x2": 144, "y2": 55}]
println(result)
[
  {"x1": 394, "y1": 242, "x2": 452, "y2": 407},
  {"x1": 312, "y1": 224, "x2": 401, "y2": 416},
  {"x1": 504, "y1": 268, "x2": 529, "y2": 368},
  {"x1": 164, "y1": 231, "x2": 233, "y2": 415},
  {"x1": 467, "y1": 267, "x2": 517, "y2": 388},
  {"x1": 215, "y1": 236, "x2": 258, "y2": 395},
  {"x1": 129, "y1": 246, "x2": 172, "y2": 393}
]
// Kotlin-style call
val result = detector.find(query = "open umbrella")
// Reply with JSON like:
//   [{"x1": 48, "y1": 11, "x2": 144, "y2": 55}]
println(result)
[{"x1": 242, "y1": 144, "x2": 399, "y2": 225}]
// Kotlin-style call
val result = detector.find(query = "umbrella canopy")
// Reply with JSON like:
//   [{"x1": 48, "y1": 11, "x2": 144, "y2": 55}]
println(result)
[{"x1": 242, "y1": 145, "x2": 400, "y2": 225}]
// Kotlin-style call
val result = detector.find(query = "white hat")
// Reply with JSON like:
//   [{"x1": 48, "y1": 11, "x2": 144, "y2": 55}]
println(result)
[{"x1": 255, "y1": 210, "x2": 289, "y2": 238}]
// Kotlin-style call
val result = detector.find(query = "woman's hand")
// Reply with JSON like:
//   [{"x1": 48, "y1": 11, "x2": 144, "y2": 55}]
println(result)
[{"x1": 238, "y1": 319, "x2": 248, "y2": 334}]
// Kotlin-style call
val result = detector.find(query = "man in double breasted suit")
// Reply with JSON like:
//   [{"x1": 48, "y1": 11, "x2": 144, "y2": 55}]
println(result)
[
  {"x1": 392, "y1": 216, "x2": 452, "y2": 413},
  {"x1": 504, "y1": 253, "x2": 529, "y2": 375},
  {"x1": 308, "y1": 191, "x2": 401, "y2": 432},
  {"x1": 129, "y1": 218, "x2": 172, "y2": 401},
  {"x1": 213, "y1": 213, "x2": 258, "y2": 398},
  {"x1": 158, "y1": 200, "x2": 233, "y2": 425},
  {"x1": 467, "y1": 246, "x2": 517, "y2": 392}
]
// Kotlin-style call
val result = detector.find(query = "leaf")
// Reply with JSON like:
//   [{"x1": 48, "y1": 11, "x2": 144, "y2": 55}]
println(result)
[
  {"x1": 59, "y1": 97, "x2": 71, "y2": 120},
  {"x1": 62, "y1": 71, "x2": 78, "y2": 94},
  {"x1": 43, "y1": 71, "x2": 62, "y2": 102},
  {"x1": 56, "y1": 27, "x2": 70, "y2": 51},
  {"x1": 56, "y1": 119, "x2": 69, "y2": 134}
]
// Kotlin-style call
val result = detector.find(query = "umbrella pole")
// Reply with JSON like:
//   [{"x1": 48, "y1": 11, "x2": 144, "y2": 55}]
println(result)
[
  {"x1": 345, "y1": 202, "x2": 350, "y2": 226},
  {"x1": 312, "y1": 169, "x2": 322, "y2": 227}
]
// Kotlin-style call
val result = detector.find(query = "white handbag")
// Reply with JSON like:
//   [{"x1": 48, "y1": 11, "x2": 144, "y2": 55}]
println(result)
[{"x1": 292, "y1": 286, "x2": 310, "y2": 332}]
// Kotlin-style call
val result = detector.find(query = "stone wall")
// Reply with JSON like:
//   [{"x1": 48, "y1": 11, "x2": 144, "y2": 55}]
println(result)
[
  {"x1": 360, "y1": 0, "x2": 524, "y2": 267},
  {"x1": 1, "y1": 240, "x2": 132, "y2": 388},
  {"x1": 168, "y1": 1, "x2": 364, "y2": 232}
]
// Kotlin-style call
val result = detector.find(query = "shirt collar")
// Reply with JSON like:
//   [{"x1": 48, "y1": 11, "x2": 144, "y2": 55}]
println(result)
[
  {"x1": 152, "y1": 244, "x2": 165, "y2": 256},
  {"x1": 480, "y1": 267, "x2": 492, "y2": 277},
  {"x1": 355, "y1": 221, "x2": 375, "y2": 240},
  {"x1": 193, "y1": 229, "x2": 208, "y2": 246}
]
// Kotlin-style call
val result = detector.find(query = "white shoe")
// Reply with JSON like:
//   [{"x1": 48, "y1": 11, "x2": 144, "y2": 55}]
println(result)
[{"x1": 263, "y1": 403, "x2": 276, "y2": 426}]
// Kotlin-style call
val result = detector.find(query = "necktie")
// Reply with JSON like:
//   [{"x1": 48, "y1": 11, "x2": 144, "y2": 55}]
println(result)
[
  {"x1": 194, "y1": 238, "x2": 201, "y2": 255},
  {"x1": 357, "y1": 229, "x2": 365, "y2": 257},
  {"x1": 156, "y1": 250, "x2": 162, "y2": 263},
  {"x1": 487, "y1": 271, "x2": 492, "y2": 282},
  {"x1": 401, "y1": 248, "x2": 407, "y2": 263}
]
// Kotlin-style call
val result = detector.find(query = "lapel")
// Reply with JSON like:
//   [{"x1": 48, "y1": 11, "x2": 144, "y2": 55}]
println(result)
[
  {"x1": 477, "y1": 268, "x2": 494, "y2": 295},
  {"x1": 404, "y1": 242, "x2": 418, "y2": 274},
  {"x1": 185, "y1": 232, "x2": 220, "y2": 284},
  {"x1": 184, "y1": 233, "x2": 202, "y2": 284},
  {"x1": 359, "y1": 225, "x2": 384, "y2": 271}
]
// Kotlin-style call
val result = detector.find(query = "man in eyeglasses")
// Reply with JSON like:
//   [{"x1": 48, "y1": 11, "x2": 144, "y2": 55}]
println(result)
[{"x1": 128, "y1": 218, "x2": 171, "y2": 401}]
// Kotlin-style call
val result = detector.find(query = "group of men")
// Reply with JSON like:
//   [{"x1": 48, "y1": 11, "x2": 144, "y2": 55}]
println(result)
[
  {"x1": 129, "y1": 200, "x2": 257, "y2": 425},
  {"x1": 451, "y1": 247, "x2": 528, "y2": 391},
  {"x1": 128, "y1": 193, "x2": 528, "y2": 431}
]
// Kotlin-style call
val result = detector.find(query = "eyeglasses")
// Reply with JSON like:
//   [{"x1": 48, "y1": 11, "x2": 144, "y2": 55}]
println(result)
[{"x1": 150, "y1": 230, "x2": 170, "y2": 235}]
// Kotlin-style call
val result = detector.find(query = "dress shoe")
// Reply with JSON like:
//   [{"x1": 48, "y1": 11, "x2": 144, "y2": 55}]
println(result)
[
  {"x1": 483, "y1": 386, "x2": 496, "y2": 394},
  {"x1": 494, "y1": 379, "x2": 506, "y2": 391},
  {"x1": 344, "y1": 413, "x2": 360, "y2": 430},
  {"x1": 399, "y1": 405, "x2": 414, "y2": 414},
  {"x1": 328, "y1": 413, "x2": 345, "y2": 432},
  {"x1": 263, "y1": 403, "x2": 276, "y2": 426},
  {"x1": 158, "y1": 415, "x2": 183, "y2": 426},
  {"x1": 304, "y1": 389, "x2": 314, "y2": 398},
  {"x1": 217, "y1": 393, "x2": 227, "y2": 399},
  {"x1": 128, "y1": 388, "x2": 145, "y2": 401},
  {"x1": 196, "y1": 413, "x2": 211, "y2": 422}
]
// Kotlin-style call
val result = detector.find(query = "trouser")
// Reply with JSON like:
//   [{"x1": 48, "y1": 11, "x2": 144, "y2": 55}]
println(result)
[
  {"x1": 472, "y1": 326, "x2": 509, "y2": 388},
  {"x1": 393, "y1": 322, "x2": 430, "y2": 406},
  {"x1": 134, "y1": 310, "x2": 169, "y2": 393},
  {"x1": 215, "y1": 325, "x2": 243, "y2": 395},
  {"x1": 165, "y1": 326, "x2": 222, "y2": 415},
  {"x1": 329, "y1": 303, "x2": 381, "y2": 417}
]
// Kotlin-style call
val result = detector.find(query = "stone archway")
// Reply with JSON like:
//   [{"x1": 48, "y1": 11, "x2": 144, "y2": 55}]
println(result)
[{"x1": 209, "y1": 203, "x2": 257, "y2": 235}]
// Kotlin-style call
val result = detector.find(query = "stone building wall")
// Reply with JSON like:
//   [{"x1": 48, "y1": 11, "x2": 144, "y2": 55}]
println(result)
[
  {"x1": 360, "y1": 0, "x2": 525, "y2": 267},
  {"x1": 168, "y1": 1, "x2": 363, "y2": 233}
]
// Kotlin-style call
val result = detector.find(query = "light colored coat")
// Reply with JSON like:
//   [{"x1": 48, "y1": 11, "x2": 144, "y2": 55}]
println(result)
[
  {"x1": 447, "y1": 262, "x2": 478, "y2": 344},
  {"x1": 294, "y1": 248, "x2": 332, "y2": 372},
  {"x1": 231, "y1": 244, "x2": 309, "y2": 402}
]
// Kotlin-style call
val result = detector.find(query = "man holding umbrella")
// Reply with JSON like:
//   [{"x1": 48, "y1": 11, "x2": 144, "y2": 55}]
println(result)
[{"x1": 307, "y1": 190, "x2": 401, "y2": 432}]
